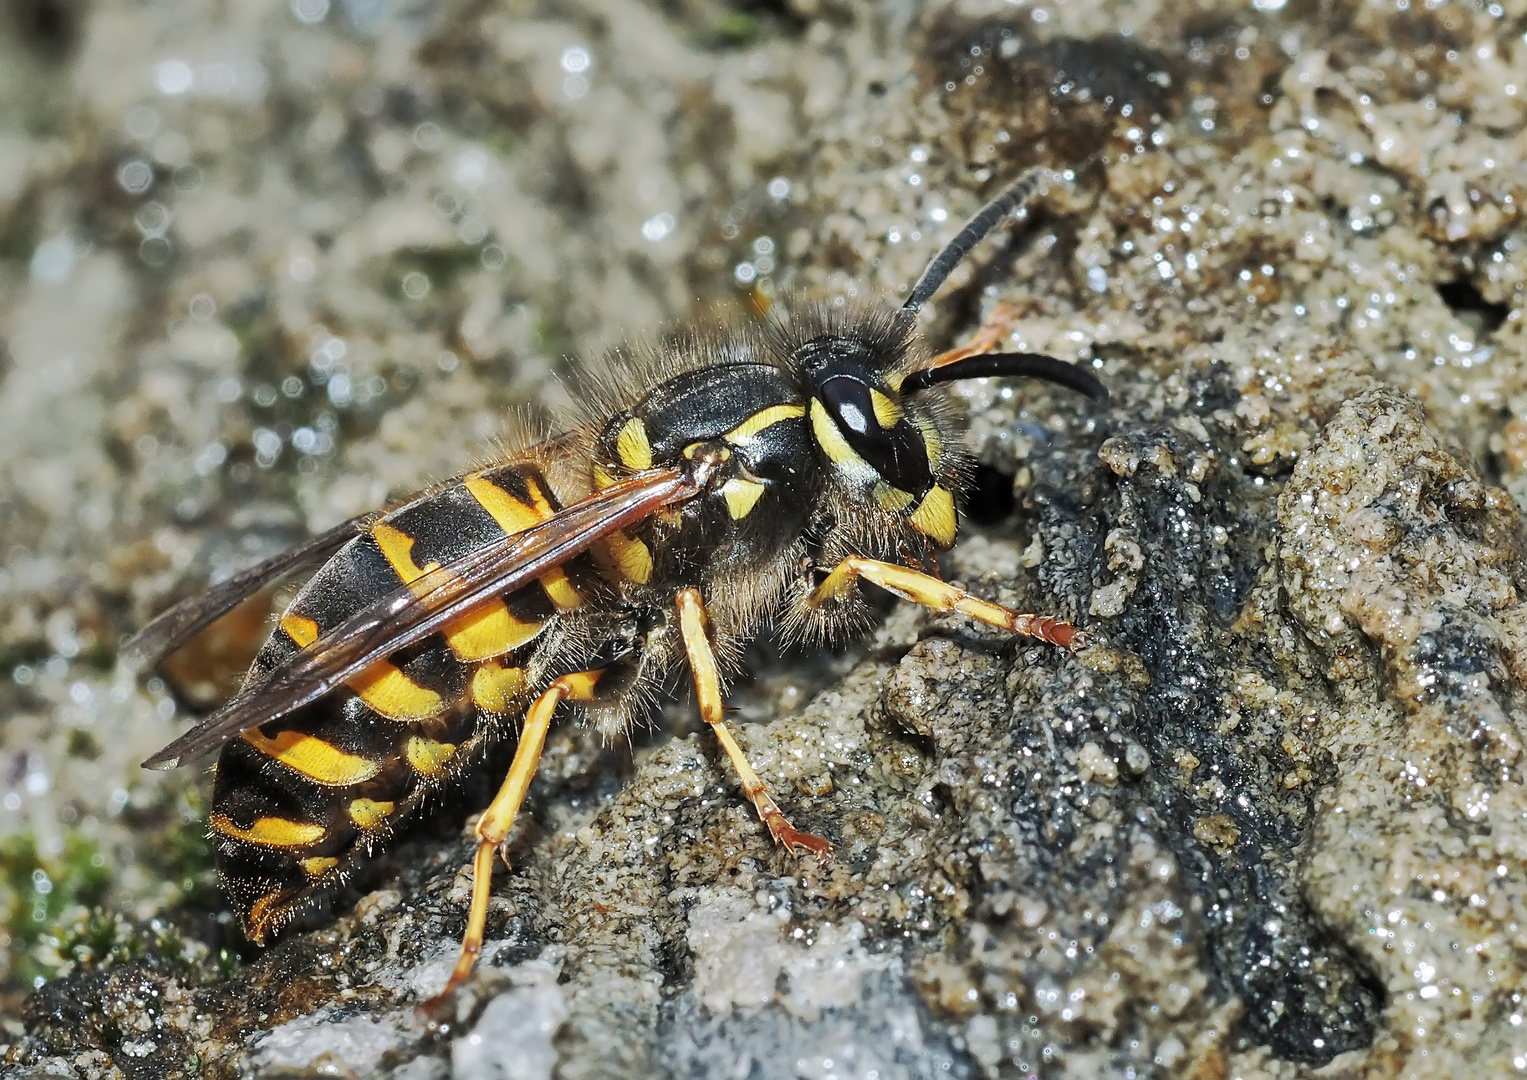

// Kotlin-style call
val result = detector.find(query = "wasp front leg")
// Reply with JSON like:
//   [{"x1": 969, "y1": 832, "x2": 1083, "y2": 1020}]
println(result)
[
  {"x1": 808, "y1": 555, "x2": 1085, "y2": 649},
  {"x1": 923, "y1": 298, "x2": 1022, "y2": 370},
  {"x1": 675, "y1": 588, "x2": 832, "y2": 860}
]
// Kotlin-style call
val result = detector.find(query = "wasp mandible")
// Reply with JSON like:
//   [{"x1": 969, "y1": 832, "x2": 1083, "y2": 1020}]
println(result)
[{"x1": 128, "y1": 167, "x2": 1107, "y2": 1003}]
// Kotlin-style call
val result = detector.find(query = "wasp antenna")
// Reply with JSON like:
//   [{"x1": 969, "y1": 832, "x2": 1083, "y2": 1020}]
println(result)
[
  {"x1": 903, "y1": 167, "x2": 1053, "y2": 314},
  {"x1": 902, "y1": 351, "x2": 1108, "y2": 402}
]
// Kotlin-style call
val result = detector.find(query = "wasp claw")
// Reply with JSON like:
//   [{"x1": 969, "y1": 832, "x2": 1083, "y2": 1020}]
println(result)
[{"x1": 764, "y1": 813, "x2": 834, "y2": 862}]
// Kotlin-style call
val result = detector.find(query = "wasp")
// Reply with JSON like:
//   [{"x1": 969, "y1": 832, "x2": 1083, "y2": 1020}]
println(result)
[{"x1": 127, "y1": 167, "x2": 1106, "y2": 1004}]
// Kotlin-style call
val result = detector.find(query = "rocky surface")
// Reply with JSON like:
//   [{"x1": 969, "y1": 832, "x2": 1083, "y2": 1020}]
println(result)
[{"x1": 3, "y1": 0, "x2": 1527, "y2": 1077}]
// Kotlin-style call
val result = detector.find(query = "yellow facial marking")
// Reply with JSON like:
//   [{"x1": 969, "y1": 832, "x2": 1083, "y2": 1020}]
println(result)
[
  {"x1": 616, "y1": 417, "x2": 653, "y2": 471},
  {"x1": 603, "y1": 530, "x2": 653, "y2": 584},
  {"x1": 910, "y1": 485, "x2": 957, "y2": 548},
  {"x1": 465, "y1": 474, "x2": 552, "y2": 536},
  {"x1": 919, "y1": 418, "x2": 943, "y2": 470},
  {"x1": 405, "y1": 735, "x2": 456, "y2": 777},
  {"x1": 870, "y1": 389, "x2": 901, "y2": 429},
  {"x1": 348, "y1": 662, "x2": 444, "y2": 721},
  {"x1": 724, "y1": 403, "x2": 805, "y2": 443},
  {"x1": 809, "y1": 399, "x2": 869, "y2": 474},
  {"x1": 721, "y1": 477, "x2": 767, "y2": 520},
  {"x1": 300, "y1": 856, "x2": 338, "y2": 877},
  {"x1": 443, "y1": 601, "x2": 545, "y2": 662},
  {"x1": 873, "y1": 482, "x2": 915, "y2": 513},
  {"x1": 211, "y1": 813, "x2": 326, "y2": 848},
  {"x1": 593, "y1": 464, "x2": 615, "y2": 491},
  {"x1": 471, "y1": 660, "x2": 527, "y2": 714},
  {"x1": 281, "y1": 613, "x2": 320, "y2": 648},
  {"x1": 348, "y1": 798, "x2": 395, "y2": 832},
  {"x1": 538, "y1": 567, "x2": 582, "y2": 611},
  {"x1": 241, "y1": 729, "x2": 381, "y2": 786}
]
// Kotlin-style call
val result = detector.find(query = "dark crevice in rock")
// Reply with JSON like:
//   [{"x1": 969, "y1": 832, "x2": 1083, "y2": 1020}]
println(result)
[
  {"x1": 1437, "y1": 277, "x2": 1510, "y2": 334},
  {"x1": 961, "y1": 462, "x2": 1017, "y2": 525},
  {"x1": 1066, "y1": 365, "x2": 1385, "y2": 1064}
]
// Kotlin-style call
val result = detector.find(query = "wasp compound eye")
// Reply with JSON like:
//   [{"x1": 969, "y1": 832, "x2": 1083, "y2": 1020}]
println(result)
[{"x1": 818, "y1": 375, "x2": 933, "y2": 498}]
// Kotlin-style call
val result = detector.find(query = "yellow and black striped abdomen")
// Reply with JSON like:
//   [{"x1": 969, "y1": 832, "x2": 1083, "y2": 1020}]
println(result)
[{"x1": 209, "y1": 461, "x2": 593, "y2": 941}]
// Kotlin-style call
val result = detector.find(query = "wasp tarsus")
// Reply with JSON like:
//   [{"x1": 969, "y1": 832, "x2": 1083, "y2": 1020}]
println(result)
[{"x1": 134, "y1": 166, "x2": 1106, "y2": 1002}]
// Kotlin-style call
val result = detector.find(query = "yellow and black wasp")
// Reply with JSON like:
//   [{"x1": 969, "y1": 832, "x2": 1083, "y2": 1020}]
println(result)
[{"x1": 127, "y1": 167, "x2": 1106, "y2": 1003}]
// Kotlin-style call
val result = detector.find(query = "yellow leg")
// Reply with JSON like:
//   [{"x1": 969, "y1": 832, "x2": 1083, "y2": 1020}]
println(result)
[
  {"x1": 810, "y1": 555, "x2": 1086, "y2": 649},
  {"x1": 676, "y1": 588, "x2": 832, "y2": 859},
  {"x1": 423, "y1": 668, "x2": 602, "y2": 1009}
]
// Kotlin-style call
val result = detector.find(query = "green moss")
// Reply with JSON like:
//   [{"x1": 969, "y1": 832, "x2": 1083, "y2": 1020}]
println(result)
[
  {"x1": 142, "y1": 786, "x2": 219, "y2": 910},
  {"x1": 395, "y1": 243, "x2": 485, "y2": 291},
  {"x1": 77, "y1": 638, "x2": 116, "y2": 672},
  {"x1": 531, "y1": 309, "x2": 577, "y2": 374},
  {"x1": 64, "y1": 727, "x2": 101, "y2": 760},
  {"x1": 713, "y1": 10, "x2": 762, "y2": 46},
  {"x1": 51, "y1": 908, "x2": 146, "y2": 971},
  {"x1": 481, "y1": 130, "x2": 518, "y2": 159},
  {"x1": 1, "y1": 832, "x2": 109, "y2": 987}
]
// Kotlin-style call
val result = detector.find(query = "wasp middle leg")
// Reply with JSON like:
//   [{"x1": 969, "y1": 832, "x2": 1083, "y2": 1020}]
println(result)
[
  {"x1": 425, "y1": 668, "x2": 603, "y2": 1008},
  {"x1": 675, "y1": 588, "x2": 832, "y2": 860},
  {"x1": 808, "y1": 555, "x2": 1086, "y2": 649}
]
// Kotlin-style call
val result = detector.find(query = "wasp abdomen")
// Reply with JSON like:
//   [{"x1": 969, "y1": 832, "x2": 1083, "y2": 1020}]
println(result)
[{"x1": 209, "y1": 460, "x2": 595, "y2": 941}]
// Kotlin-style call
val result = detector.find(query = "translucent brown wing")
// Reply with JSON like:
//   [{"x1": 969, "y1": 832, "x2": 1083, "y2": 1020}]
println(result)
[
  {"x1": 122, "y1": 432, "x2": 587, "y2": 674},
  {"x1": 142, "y1": 465, "x2": 701, "y2": 769},
  {"x1": 120, "y1": 514, "x2": 374, "y2": 674}
]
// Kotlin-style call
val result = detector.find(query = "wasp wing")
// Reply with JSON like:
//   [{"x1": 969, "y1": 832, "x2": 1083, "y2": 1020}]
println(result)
[
  {"x1": 121, "y1": 434, "x2": 588, "y2": 673},
  {"x1": 142, "y1": 466, "x2": 698, "y2": 769},
  {"x1": 120, "y1": 514, "x2": 374, "y2": 673}
]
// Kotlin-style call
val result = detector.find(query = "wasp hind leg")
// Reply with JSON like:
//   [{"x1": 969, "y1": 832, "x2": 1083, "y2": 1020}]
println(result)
[
  {"x1": 808, "y1": 555, "x2": 1086, "y2": 649},
  {"x1": 676, "y1": 588, "x2": 832, "y2": 860},
  {"x1": 423, "y1": 668, "x2": 603, "y2": 1010}
]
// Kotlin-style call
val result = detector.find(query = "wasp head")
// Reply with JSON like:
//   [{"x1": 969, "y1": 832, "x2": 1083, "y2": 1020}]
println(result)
[
  {"x1": 792, "y1": 321, "x2": 960, "y2": 549},
  {"x1": 792, "y1": 310, "x2": 1107, "y2": 551}
]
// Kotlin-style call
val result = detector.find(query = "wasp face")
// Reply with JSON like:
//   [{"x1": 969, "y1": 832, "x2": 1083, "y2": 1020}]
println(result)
[
  {"x1": 815, "y1": 374, "x2": 932, "y2": 497},
  {"x1": 796, "y1": 332, "x2": 959, "y2": 549}
]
